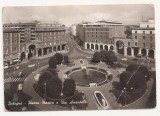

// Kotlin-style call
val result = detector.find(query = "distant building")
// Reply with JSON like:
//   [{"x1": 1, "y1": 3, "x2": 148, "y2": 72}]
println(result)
[
  {"x1": 3, "y1": 28, "x2": 22, "y2": 65},
  {"x1": 3, "y1": 21, "x2": 67, "y2": 65},
  {"x1": 76, "y1": 21, "x2": 125, "y2": 51},
  {"x1": 70, "y1": 24, "x2": 77, "y2": 36}
]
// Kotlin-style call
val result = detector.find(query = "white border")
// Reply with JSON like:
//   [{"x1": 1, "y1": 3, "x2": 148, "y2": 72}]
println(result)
[{"x1": 0, "y1": 0, "x2": 160, "y2": 116}]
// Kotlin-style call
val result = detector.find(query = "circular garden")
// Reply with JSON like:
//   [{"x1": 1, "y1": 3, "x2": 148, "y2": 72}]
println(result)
[{"x1": 65, "y1": 67, "x2": 112, "y2": 87}]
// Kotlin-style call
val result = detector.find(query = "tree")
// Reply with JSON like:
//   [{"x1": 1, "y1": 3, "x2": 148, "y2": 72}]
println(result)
[
  {"x1": 107, "y1": 50, "x2": 115, "y2": 55},
  {"x1": 44, "y1": 68, "x2": 58, "y2": 78},
  {"x1": 92, "y1": 51, "x2": 101, "y2": 63},
  {"x1": 120, "y1": 71, "x2": 146, "y2": 91},
  {"x1": 48, "y1": 56, "x2": 57, "y2": 69},
  {"x1": 62, "y1": 79, "x2": 76, "y2": 97},
  {"x1": 38, "y1": 71, "x2": 54, "y2": 94},
  {"x1": 139, "y1": 65, "x2": 151, "y2": 81},
  {"x1": 64, "y1": 55, "x2": 69, "y2": 63},
  {"x1": 46, "y1": 78, "x2": 62, "y2": 99},
  {"x1": 126, "y1": 64, "x2": 139, "y2": 72},
  {"x1": 126, "y1": 64, "x2": 150, "y2": 81},
  {"x1": 108, "y1": 54, "x2": 117, "y2": 65},
  {"x1": 100, "y1": 50, "x2": 108, "y2": 62},
  {"x1": 54, "y1": 53, "x2": 63, "y2": 64}
]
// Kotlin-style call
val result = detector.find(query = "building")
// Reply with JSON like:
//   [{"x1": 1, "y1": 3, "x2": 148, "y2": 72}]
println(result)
[
  {"x1": 114, "y1": 19, "x2": 155, "y2": 59},
  {"x1": 76, "y1": 21, "x2": 125, "y2": 51},
  {"x1": 3, "y1": 21, "x2": 67, "y2": 65},
  {"x1": 3, "y1": 28, "x2": 22, "y2": 65}
]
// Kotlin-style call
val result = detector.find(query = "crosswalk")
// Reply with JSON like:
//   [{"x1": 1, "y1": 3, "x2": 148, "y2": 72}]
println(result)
[{"x1": 4, "y1": 78, "x2": 25, "y2": 83}]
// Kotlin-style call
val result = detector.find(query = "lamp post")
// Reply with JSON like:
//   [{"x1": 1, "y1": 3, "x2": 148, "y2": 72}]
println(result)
[
  {"x1": 38, "y1": 62, "x2": 39, "y2": 71},
  {"x1": 44, "y1": 83, "x2": 47, "y2": 99}
]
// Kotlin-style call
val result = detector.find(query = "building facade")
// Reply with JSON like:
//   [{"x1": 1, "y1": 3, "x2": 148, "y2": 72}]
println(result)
[
  {"x1": 115, "y1": 19, "x2": 155, "y2": 59},
  {"x1": 3, "y1": 21, "x2": 66, "y2": 65},
  {"x1": 76, "y1": 21, "x2": 125, "y2": 51}
]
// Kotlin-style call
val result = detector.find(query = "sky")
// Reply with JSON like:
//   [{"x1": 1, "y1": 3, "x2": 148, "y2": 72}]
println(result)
[{"x1": 2, "y1": 4, "x2": 154, "y2": 27}]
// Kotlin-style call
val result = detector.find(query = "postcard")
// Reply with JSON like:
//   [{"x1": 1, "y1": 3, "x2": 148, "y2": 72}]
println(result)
[{"x1": 3, "y1": 4, "x2": 156, "y2": 111}]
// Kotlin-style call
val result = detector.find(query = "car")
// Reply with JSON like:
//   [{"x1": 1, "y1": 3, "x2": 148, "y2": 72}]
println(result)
[
  {"x1": 15, "y1": 66, "x2": 20, "y2": 70},
  {"x1": 86, "y1": 56, "x2": 92, "y2": 59},
  {"x1": 121, "y1": 58, "x2": 127, "y2": 61},
  {"x1": 4, "y1": 65, "x2": 9, "y2": 69},
  {"x1": 28, "y1": 64, "x2": 35, "y2": 68},
  {"x1": 93, "y1": 91, "x2": 111, "y2": 109}
]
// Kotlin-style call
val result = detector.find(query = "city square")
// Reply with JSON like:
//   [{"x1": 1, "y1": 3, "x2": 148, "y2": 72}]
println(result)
[{"x1": 3, "y1": 5, "x2": 156, "y2": 111}]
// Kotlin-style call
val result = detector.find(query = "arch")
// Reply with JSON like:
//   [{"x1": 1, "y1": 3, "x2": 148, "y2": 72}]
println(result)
[
  {"x1": 110, "y1": 45, "x2": 114, "y2": 50},
  {"x1": 100, "y1": 45, "x2": 103, "y2": 50},
  {"x1": 133, "y1": 47, "x2": 139, "y2": 56},
  {"x1": 95, "y1": 44, "x2": 98, "y2": 50},
  {"x1": 58, "y1": 46, "x2": 61, "y2": 51},
  {"x1": 38, "y1": 49, "x2": 42, "y2": 56},
  {"x1": 91, "y1": 44, "x2": 94, "y2": 50},
  {"x1": 127, "y1": 47, "x2": 131, "y2": 56},
  {"x1": 148, "y1": 49, "x2": 154, "y2": 59},
  {"x1": 116, "y1": 40, "x2": 124, "y2": 55},
  {"x1": 54, "y1": 46, "x2": 57, "y2": 51},
  {"x1": 87, "y1": 43, "x2": 90, "y2": 49},
  {"x1": 141, "y1": 49, "x2": 147, "y2": 57},
  {"x1": 105, "y1": 45, "x2": 108, "y2": 51},
  {"x1": 20, "y1": 52, "x2": 26, "y2": 61},
  {"x1": 62, "y1": 44, "x2": 66, "y2": 50},
  {"x1": 28, "y1": 45, "x2": 36, "y2": 59}
]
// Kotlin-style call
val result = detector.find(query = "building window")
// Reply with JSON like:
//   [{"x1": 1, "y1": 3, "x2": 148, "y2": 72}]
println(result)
[
  {"x1": 128, "y1": 42, "x2": 130, "y2": 46},
  {"x1": 14, "y1": 47, "x2": 17, "y2": 51},
  {"x1": 5, "y1": 48, "x2": 8, "y2": 53},
  {"x1": 14, "y1": 38, "x2": 17, "y2": 43},
  {"x1": 143, "y1": 36, "x2": 145, "y2": 39},
  {"x1": 150, "y1": 36, "x2": 153, "y2": 41},
  {"x1": 5, "y1": 33, "x2": 8, "y2": 37},
  {"x1": 135, "y1": 36, "x2": 137, "y2": 39},
  {"x1": 111, "y1": 41, "x2": 113, "y2": 44},
  {"x1": 143, "y1": 31, "x2": 145, "y2": 34},
  {"x1": 143, "y1": 43, "x2": 145, "y2": 47},
  {"x1": 95, "y1": 40, "x2": 98, "y2": 43},
  {"x1": 5, "y1": 39, "x2": 8, "y2": 44},
  {"x1": 135, "y1": 42, "x2": 137, "y2": 46},
  {"x1": 150, "y1": 31, "x2": 152, "y2": 34},
  {"x1": 147, "y1": 25, "x2": 149, "y2": 28},
  {"x1": 135, "y1": 31, "x2": 137, "y2": 33}
]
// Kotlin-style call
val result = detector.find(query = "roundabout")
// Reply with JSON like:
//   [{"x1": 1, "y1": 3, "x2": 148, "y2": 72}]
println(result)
[{"x1": 65, "y1": 67, "x2": 112, "y2": 87}]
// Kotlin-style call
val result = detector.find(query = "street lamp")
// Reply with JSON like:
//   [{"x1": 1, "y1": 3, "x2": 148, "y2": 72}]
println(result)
[
  {"x1": 38, "y1": 62, "x2": 39, "y2": 71},
  {"x1": 44, "y1": 83, "x2": 47, "y2": 99}
]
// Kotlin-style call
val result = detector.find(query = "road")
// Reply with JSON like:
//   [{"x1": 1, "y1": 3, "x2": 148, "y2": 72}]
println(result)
[{"x1": 4, "y1": 34, "x2": 92, "y2": 105}]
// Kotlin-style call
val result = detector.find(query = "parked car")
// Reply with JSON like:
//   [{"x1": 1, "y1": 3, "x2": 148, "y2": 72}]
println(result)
[
  {"x1": 28, "y1": 64, "x2": 35, "y2": 68},
  {"x1": 86, "y1": 56, "x2": 92, "y2": 59},
  {"x1": 121, "y1": 58, "x2": 127, "y2": 61},
  {"x1": 4, "y1": 65, "x2": 9, "y2": 69},
  {"x1": 15, "y1": 66, "x2": 20, "y2": 70},
  {"x1": 93, "y1": 91, "x2": 111, "y2": 109}
]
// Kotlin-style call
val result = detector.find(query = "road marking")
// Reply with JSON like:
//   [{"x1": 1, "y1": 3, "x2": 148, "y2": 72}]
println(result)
[{"x1": 4, "y1": 78, "x2": 25, "y2": 83}]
